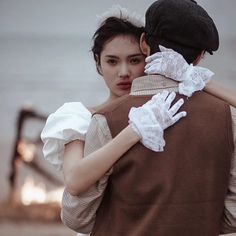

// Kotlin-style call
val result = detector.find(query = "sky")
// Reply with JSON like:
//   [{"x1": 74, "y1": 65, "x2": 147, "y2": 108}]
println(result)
[{"x1": 0, "y1": 0, "x2": 236, "y2": 40}]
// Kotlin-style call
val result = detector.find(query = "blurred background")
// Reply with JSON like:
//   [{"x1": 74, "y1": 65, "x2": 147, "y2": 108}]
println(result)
[{"x1": 0, "y1": 0, "x2": 235, "y2": 235}]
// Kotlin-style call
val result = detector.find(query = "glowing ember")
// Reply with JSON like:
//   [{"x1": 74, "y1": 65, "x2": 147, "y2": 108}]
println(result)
[
  {"x1": 45, "y1": 188, "x2": 64, "y2": 204},
  {"x1": 17, "y1": 140, "x2": 36, "y2": 162},
  {"x1": 21, "y1": 177, "x2": 46, "y2": 205},
  {"x1": 21, "y1": 177, "x2": 63, "y2": 205}
]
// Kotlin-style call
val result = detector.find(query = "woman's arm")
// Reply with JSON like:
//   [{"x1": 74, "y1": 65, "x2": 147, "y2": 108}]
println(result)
[
  {"x1": 204, "y1": 80, "x2": 236, "y2": 108},
  {"x1": 63, "y1": 91, "x2": 186, "y2": 196},
  {"x1": 144, "y1": 48, "x2": 236, "y2": 100},
  {"x1": 63, "y1": 125, "x2": 140, "y2": 196}
]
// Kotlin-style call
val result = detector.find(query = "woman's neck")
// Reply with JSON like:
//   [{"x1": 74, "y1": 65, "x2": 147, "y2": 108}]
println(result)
[{"x1": 89, "y1": 93, "x2": 119, "y2": 113}]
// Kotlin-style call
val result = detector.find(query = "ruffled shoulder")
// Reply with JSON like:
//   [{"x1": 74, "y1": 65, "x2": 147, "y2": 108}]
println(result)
[{"x1": 41, "y1": 102, "x2": 92, "y2": 170}]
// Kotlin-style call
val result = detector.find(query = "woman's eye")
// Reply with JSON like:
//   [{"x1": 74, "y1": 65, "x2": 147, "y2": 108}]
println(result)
[
  {"x1": 107, "y1": 59, "x2": 117, "y2": 65},
  {"x1": 130, "y1": 58, "x2": 141, "y2": 65}
]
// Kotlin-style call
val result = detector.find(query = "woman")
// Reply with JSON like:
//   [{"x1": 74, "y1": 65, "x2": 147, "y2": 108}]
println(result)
[
  {"x1": 41, "y1": 8, "x2": 186, "y2": 235},
  {"x1": 41, "y1": 8, "x2": 186, "y2": 196}
]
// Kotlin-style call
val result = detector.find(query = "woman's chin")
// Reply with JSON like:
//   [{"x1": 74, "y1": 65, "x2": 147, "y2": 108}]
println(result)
[{"x1": 118, "y1": 89, "x2": 130, "y2": 97}]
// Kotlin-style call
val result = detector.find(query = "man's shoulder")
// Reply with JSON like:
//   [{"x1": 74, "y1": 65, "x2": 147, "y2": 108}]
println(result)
[
  {"x1": 193, "y1": 91, "x2": 231, "y2": 107},
  {"x1": 183, "y1": 91, "x2": 232, "y2": 118}
]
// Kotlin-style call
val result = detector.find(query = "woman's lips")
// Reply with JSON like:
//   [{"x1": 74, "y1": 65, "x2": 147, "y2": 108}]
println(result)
[{"x1": 117, "y1": 82, "x2": 132, "y2": 90}]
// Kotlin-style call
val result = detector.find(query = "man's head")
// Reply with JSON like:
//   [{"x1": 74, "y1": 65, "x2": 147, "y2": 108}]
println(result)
[{"x1": 140, "y1": 0, "x2": 219, "y2": 64}]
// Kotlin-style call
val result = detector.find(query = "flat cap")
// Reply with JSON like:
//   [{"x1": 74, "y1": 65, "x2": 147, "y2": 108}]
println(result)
[{"x1": 145, "y1": 0, "x2": 219, "y2": 54}]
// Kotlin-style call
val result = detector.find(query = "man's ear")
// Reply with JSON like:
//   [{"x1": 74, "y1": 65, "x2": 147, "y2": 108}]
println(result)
[
  {"x1": 140, "y1": 33, "x2": 151, "y2": 56},
  {"x1": 193, "y1": 50, "x2": 205, "y2": 65}
]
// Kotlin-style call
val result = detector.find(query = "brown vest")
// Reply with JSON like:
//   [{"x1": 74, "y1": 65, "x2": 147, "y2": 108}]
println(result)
[{"x1": 91, "y1": 92, "x2": 234, "y2": 236}]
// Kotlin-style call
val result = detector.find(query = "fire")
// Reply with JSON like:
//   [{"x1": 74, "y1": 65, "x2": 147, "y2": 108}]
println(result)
[
  {"x1": 21, "y1": 177, "x2": 46, "y2": 205},
  {"x1": 17, "y1": 140, "x2": 36, "y2": 162},
  {"x1": 45, "y1": 188, "x2": 64, "y2": 203},
  {"x1": 21, "y1": 177, "x2": 63, "y2": 205}
]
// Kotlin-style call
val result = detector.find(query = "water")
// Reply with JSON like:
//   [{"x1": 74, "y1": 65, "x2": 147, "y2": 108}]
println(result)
[
  {"x1": 0, "y1": 35, "x2": 108, "y2": 139},
  {"x1": 0, "y1": 35, "x2": 109, "y2": 201},
  {"x1": 0, "y1": 35, "x2": 236, "y2": 202}
]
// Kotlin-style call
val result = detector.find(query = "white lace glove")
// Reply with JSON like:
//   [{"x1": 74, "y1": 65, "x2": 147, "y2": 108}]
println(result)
[
  {"x1": 144, "y1": 45, "x2": 214, "y2": 97},
  {"x1": 129, "y1": 90, "x2": 187, "y2": 152}
]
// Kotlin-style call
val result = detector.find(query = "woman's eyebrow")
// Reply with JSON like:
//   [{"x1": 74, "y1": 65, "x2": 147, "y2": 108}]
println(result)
[
  {"x1": 128, "y1": 53, "x2": 144, "y2": 58},
  {"x1": 105, "y1": 55, "x2": 119, "y2": 59},
  {"x1": 105, "y1": 53, "x2": 143, "y2": 59}
]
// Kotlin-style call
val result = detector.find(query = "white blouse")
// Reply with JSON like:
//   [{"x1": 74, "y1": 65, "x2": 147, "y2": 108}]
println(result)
[{"x1": 41, "y1": 102, "x2": 92, "y2": 171}]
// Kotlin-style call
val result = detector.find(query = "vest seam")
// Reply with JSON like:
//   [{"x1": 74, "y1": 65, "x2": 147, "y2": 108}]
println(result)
[{"x1": 225, "y1": 103, "x2": 234, "y2": 151}]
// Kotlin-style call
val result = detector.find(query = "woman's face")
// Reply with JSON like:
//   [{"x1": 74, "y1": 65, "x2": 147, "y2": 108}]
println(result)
[{"x1": 99, "y1": 35, "x2": 145, "y2": 98}]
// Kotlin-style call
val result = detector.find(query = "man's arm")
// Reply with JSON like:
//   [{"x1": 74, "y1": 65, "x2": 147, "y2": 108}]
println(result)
[
  {"x1": 221, "y1": 106, "x2": 236, "y2": 234},
  {"x1": 61, "y1": 114, "x2": 112, "y2": 233}
]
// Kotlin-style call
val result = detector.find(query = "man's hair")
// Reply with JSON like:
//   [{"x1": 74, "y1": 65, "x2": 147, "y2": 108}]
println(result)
[
  {"x1": 144, "y1": 0, "x2": 219, "y2": 63},
  {"x1": 144, "y1": 34, "x2": 203, "y2": 64}
]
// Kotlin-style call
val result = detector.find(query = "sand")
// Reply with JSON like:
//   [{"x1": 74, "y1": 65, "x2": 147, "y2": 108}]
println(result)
[{"x1": 0, "y1": 221, "x2": 75, "y2": 236}]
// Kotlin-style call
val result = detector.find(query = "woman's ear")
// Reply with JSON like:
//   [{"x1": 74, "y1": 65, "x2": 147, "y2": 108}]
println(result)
[
  {"x1": 97, "y1": 63, "x2": 102, "y2": 75},
  {"x1": 95, "y1": 54, "x2": 103, "y2": 75},
  {"x1": 140, "y1": 33, "x2": 151, "y2": 56}
]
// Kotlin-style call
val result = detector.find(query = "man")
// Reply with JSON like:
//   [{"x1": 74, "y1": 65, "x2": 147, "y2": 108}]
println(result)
[{"x1": 62, "y1": 1, "x2": 236, "y2": 235}]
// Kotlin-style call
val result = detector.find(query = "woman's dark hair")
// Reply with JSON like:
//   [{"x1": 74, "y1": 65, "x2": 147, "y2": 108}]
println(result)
[
  {"x1": 145, "y1": 34, "x2": 203, "y2": 64},
  {"x1": 91, "y1": 17, "x2": 144, "y2": 74}
]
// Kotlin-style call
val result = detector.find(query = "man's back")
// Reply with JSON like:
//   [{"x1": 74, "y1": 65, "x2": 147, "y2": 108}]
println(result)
[{"x1": 91, "y1": 91, "x2": 233, "y2": 236}]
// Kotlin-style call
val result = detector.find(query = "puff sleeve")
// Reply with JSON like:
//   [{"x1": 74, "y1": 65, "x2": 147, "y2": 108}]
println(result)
[{"x1": 41, "y1": 102, "x2": 91, "y2": 171}]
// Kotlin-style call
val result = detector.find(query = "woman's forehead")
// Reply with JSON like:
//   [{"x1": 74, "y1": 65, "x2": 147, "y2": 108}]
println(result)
[{"x1": 102, "y1": 35, "x2": 141, "y2": 56}]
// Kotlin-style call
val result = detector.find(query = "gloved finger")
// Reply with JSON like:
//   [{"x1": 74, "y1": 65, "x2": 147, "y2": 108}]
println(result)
[
  {"x1": 145, "y1": 64, "x2": 162, "y2": 74},
  {"x1": 143, "y1": 97, "x2": 156, "y2": 107},
  {"x1": 159, "y1": 45, "x2": 174, "y2": 52},
  {"x1": 194, "y1": 66, "x2": 214, "y2": 82},
  {"x1": 143, "y1": 92, "x2": 163, "y2": 108},
  {"x1": 145, "y1": 51, "x2": 172, "y2": 63},
  {"x1": 145, "y1": 58, "x2": 162, "y2": 70},
  {"x1": 152, "y1": 92, "x2": 162, "y2": 99},
  {"x1": 171, "y1": 111, "x2": 187, "y2": 124},
  {"x1": 151, "y1": 90, "x2": 169, "y2": 104},
  {"x1": 157, "y1": 90, "x2": 170, "y2": 103},
  {"x1": 165, "y1": 92, "x2": 176, "y2": 109},
  {"x1": 169, "y1": 98, "x2": 184, "y2": 116},
  {"x1": 160, "y1": 45, "x2": 182, "y2": 55},
  {"x1": 145, "y1": 52, "x2": 162, "y2": 63},
  {"x1": 150, "y1": 92, "x2": 161, "y2": 102},
  {"x1": 145, "y1": 60, "x2": 157, "y2": 69}
]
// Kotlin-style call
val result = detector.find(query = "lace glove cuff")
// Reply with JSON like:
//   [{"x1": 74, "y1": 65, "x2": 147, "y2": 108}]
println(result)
[
  {"x1": 129, "y1": 106, "x2": 165, "y2": 152},
  {"x1": 128, "y1": 91, "x2": 186, "y2": 152},
  {"x1": 145, "y1": 45, "x2": 214, "y2": 97},
  {"x1": 179, "y1": 64, "x2": 214, "y2": 97}
]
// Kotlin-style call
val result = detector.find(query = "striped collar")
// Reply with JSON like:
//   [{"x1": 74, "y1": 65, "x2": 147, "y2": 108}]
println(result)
[{"x1": 130, "y1": 75, "x2": 179, "y2": 96}]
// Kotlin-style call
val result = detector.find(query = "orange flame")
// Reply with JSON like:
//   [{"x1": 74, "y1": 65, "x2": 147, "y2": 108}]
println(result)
[{"x1": 21, "y1": 177, "x2": 63, "y2": 205}]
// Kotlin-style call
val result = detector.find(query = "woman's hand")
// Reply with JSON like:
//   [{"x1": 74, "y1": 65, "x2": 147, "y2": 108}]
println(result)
[
  {"x1": 144, "y1": 46, "x2": 214, "y2": 97},
  {"x1": 129, "y1": 90, "x2": 186, "y2": 152}
]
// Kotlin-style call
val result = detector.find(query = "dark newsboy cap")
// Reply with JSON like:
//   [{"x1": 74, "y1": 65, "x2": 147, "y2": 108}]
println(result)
[{"x1": 145, "y1": 0, "x2": 219, "y2": 54}]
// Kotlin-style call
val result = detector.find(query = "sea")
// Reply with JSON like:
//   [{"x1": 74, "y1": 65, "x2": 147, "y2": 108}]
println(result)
[{"x1": 0, "y1": 34, "x2": 235, "y2": 202}]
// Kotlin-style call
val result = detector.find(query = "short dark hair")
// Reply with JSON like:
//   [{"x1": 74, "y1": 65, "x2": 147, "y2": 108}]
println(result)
[
  {"x1": 144, "y1": 34, "x2": 203, "y2": 64},
  {"x1": 91, "y1": 17, "x2": 144, "y2": 73},
  {"x1": 145, "y1": 0, "x2": 219, "y2": 63}
]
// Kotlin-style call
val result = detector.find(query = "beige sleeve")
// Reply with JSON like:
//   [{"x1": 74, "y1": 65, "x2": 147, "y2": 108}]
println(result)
[
  {"x1": 61, "y1": 114, "x2": 112, "y2": 234},
  {"x1": 221, "y1": 106, "x2": 236, "y2": 234}
]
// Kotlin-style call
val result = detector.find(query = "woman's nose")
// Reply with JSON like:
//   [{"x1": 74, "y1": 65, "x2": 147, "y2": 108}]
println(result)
[{"x1": 118, "y1": 63, "x2": 130, "y2": 78}]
